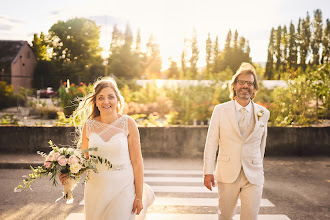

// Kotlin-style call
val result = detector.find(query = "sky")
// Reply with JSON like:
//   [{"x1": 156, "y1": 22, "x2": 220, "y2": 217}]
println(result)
[{"x1": 0, "y1": 0, "x2": 329, "y2": 70}]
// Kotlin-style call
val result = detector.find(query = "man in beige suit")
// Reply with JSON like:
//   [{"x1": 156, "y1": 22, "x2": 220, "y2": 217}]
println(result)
[{"x1": 203, "y1": 62, "x2": 270, "y2": 220}]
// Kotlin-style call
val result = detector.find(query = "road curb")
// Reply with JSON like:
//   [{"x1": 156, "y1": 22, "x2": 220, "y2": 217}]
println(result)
[{"x1": 0, "y1": 163, "x2": 43, "y2": 169}]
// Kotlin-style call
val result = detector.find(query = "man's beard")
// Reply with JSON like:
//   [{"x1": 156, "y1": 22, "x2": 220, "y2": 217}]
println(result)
[{"x1": 237, "y1": 88, "x2": 252, "y2": 100}]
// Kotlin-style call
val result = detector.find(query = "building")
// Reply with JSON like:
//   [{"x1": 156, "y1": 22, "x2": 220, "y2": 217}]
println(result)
[{"x1": 0, "y1": 40, "x2": 37, "y2": 93}]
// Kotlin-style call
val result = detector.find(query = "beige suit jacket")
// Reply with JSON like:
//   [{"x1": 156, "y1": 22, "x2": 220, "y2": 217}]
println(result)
[{"x1": 203, "y1": 100, "x2": 270, "y2": 185}]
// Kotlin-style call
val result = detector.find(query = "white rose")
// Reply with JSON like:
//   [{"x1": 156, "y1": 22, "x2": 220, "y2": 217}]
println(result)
[{"x1": 70, "y1": 163, "x2": 82, "y2": 174}]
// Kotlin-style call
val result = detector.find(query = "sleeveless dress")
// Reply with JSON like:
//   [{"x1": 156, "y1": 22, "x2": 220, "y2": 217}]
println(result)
[{"x1": 84, "y1": 115, "x2": 154, "y2": 220}]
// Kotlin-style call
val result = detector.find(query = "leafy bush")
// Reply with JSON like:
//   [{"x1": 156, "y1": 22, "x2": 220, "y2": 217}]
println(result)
[
  {"x1": 1, "y1": 114, "x2": 21, "y2": 125},
  {"x1": 0, "y1": 81, "x2": 18, "y2": 109},
  {"x1": 269, "y1": 64, "x2": 330, "y2": 126},
  {"x1": 58, "y1": 82, "x2": 93, "y2": 116},
  {"x1": 29, "y1": 105, "x2": 62, "y2": 119}
]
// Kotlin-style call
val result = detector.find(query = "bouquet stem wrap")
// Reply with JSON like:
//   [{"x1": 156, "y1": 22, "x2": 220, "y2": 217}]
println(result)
[{"x1": 56, "y1": 177, "x2": 77, "y2": 204}]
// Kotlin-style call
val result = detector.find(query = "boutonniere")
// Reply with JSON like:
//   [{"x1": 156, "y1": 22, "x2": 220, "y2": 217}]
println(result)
[{"x1": 257, "y1": 110, "x2": 264, "y2": 121}]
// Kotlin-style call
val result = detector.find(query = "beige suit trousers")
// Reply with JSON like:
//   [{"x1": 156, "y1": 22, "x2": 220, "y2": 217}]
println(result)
[{"x1": 217, "y1": 168, "x2": 263, "y2": 220}]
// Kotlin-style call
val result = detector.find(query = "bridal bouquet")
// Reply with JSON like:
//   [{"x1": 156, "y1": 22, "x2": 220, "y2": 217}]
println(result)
[{"x1": 15, "y1": 140, "x2": 111, "y2": 204}]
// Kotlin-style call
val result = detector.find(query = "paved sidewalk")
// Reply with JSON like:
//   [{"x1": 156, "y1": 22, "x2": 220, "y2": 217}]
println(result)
[{"x1": 0, "y1": 153, "x2": 204, "y2": 170}]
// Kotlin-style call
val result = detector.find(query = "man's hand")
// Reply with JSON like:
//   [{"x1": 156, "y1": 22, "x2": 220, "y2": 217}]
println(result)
[{"x1": 204, "y1": 174, "x2": 215, "y2": 191}]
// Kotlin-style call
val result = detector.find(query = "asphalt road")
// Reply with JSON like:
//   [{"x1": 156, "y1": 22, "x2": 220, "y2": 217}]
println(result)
[{"x1": 0, "y1": 157, "x2": 329, "y2": 220}]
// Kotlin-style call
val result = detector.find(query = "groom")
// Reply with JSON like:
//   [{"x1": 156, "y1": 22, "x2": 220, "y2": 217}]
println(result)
[{"x1": 203, "y1": 62, "x2": 270, "y2": 220}]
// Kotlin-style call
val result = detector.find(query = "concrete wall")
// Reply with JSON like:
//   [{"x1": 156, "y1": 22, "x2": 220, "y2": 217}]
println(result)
[{"x1": 0, "y1": 126, "x2": 329, "y2": 157}]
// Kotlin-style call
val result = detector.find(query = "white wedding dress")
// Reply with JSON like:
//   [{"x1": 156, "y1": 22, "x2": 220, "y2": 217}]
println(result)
[{"x1": 84, "y1": 115, "x2": 154, "y2": 220}]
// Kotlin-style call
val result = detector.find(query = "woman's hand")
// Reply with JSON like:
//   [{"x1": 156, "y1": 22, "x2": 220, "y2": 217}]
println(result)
[
  {"x1": 132, "y1": 198, "x2": 143, "y2": 215},
  {"x1": 59, "y1": 173, "x2": 69, "y2": 185}
]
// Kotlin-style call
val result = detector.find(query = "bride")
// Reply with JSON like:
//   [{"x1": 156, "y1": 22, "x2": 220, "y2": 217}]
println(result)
[{"x1": 60, "y1": 77, "x2": 154, "y2": 219}]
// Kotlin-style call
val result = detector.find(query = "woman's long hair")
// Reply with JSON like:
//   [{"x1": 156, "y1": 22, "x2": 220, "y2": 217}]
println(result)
[{"x1": 73, "y1": 76, "x2": 125, "y2": 147}]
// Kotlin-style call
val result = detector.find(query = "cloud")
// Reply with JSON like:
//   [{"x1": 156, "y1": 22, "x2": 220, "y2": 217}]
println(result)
[
  {"x1": 50, "y1": 11, "x2": 60, "y2": 15},
  {"x1": 0, "y1": 15, "x2": 24, "y2": 33},
  {"x1": 0, "y1": 24, "x2": 13, "y2": 31},
  {"x1": 0, "y1": 15, "x2": 24, "y2": 24}
]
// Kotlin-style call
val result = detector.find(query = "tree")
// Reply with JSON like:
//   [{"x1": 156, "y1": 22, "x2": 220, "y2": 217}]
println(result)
[
  {"x1": 48, "y1": 17, "x2": 102, "y2": 83},
  {"x1": 108, "y1": 24, "x2": 141, "y2": 78},
  {"x1": 145, "y1": 34, "x2": 162, "y2": 78},
  {"x1": 288, "y1": 22, "x2": 297, "y2": 70},
  {"x1": 282, "y1": 25, "x2": 288, "y2": 71},
  {"x1": 213, "y1": 35, "x2": 221, "y2": 74},
  {"x1": 181, "y1": 50, "x2": 187, "y2": 79},
  {"x1": 135, "y1": 28, "x2": 141, "y2": 53},
  {"x1": 190, "y1": 28, "x2": 199, "y2": 78},
  {"x1": 321, "y1": 19, "x2": 330, "y2": 64},
  {"x1": 225, "y1": 29, "x2": 232, "y2": 50},
  {"x1": 311, "y1": 9, "x2": 323, "y2": 65},
  {"x1": 275, "y1": 26, "x2": 282, "y2": 72},
  {"x1": 265, "y1": 28, "x2": 275, "y2": 79},
  {"x1": 124, "y1": 23, "x2": 133, "y2": 48},
  {"x1": 205, "y1": 33, "x2": 212, "y2": 74},
  {"x1": 217, "y1": 29, "x2": 251, "y2": 74},
  {"x1": 300, "y1": 12, "x2": 311, "y2": 69},
  {"x1": 296, "y1": 18, "x2": 302, "y2": 66},
  {"x1": 32, "y1": 32, "x2": 49, "y2": 61},
  {"x1": 109, "y1": 25, "x2": 123, "y2": 58},
  {"x1": 233, "y1": 30, "x2": 239, "y2": 50},
  {"x1": 166, "y1": 57, "x2": 180, "y2": 79}
]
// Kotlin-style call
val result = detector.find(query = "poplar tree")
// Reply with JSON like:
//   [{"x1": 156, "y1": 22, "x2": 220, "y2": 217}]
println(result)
[
  {"x1": 296, "y1": 18, "x2": 302, "y2": 66},
  {"x1": 311, "y1": 9, "x2": 323, "y2": 65},
  {"x1": 108, "y1": 24, "x2": 141, "y2": 78},
  {"x1": 135, "y1": 28, "x2": 141, "y2": 53},
  {"x1": 275, "y1": 26, "x2": 282, "y2": 71},
  {"x1": 190, "y1": 29, "x2": 199, "y2": 78},
  {"x1": 109, "y1": 25, "x2": 123, "y2": 59},
  {"x1": 206, "y1": 33, "x2": 213, "y2": 74},
  {"x1": 233, "y1": 30, "x2": 239, "y2": 50},
  {"x1": 321, "y1": 19, "x2": 330, "y2": 64},
  {"x1": 145, "y1": 34, "x2": 162, "y2": 77},
  {"x1": 167, "y1": 57, "x2": 180, "y2": 79},
  {"x1": 265, "y1": 28, "x2": 275, "y2": 79},
  {"x1": 181, "y1": 51, "x2": 187, "y2": 79},
  {"x1": 181, "y1": 37, "x2": 188, "y2": 78},
  {"x1": 124, "y1": 23, "x2": 133, "y2": 47},
  {"x1": 282, "y1": 25, "x2": 288, "y2": 71},
  {"x1": 213, "y1": 35, "x2": 220, "y2": 74},
  {"x1": 225, "y1": 29, "x2": 232, "y2": 50},
  {"x1": 288, "y1": 22, "x2": 297, "y2": 70},
  {"x1": 239, "y1": 36, "x2": 246, "y2": 50},
  {"x1": 301, "y1": 12, "x2": 311, "y2": 69}
]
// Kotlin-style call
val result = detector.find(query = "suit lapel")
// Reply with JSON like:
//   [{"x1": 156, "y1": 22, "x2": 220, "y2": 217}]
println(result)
[
  {"x1": 246, "y1": 101, "x2": 260, "y2": 142},
  {"x1": 225, "y1": 100, "x2": 242, "y2": 139}
]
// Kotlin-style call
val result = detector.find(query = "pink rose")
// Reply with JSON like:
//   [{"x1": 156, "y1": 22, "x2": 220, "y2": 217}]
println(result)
[
  {"x1": 68, "y1": 155, "x2": 79, "y2": 165},
  {"x1": 57, "y1": 155, "x2": 67, "y2": 166},
  {"x1": 53, "y1": 152, "x2": 60, "y2": 161},
  {"x1": 44, "y1": 161, "x2": 51, "y2": 169}
]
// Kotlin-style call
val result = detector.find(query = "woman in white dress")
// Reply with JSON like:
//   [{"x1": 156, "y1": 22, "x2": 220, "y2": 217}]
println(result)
[{"x1": 60, "y1": 77, "x2": 154, "y2": 219}]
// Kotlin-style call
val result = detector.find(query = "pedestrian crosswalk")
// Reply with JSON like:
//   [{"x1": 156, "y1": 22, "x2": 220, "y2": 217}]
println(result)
[{"x1": 66, "y1": 169, "x2": 291, "y2": 220}]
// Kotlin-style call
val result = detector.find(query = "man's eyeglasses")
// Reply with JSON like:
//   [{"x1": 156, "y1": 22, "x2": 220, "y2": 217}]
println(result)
[{"x1": 237, "y1": 80, "x2": 255, "y2": 86}]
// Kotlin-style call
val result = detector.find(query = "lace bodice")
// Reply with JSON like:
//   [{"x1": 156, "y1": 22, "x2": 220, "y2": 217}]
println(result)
[{"x1": 86, "y1": 115, "x2": 131, "y2": 169}]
